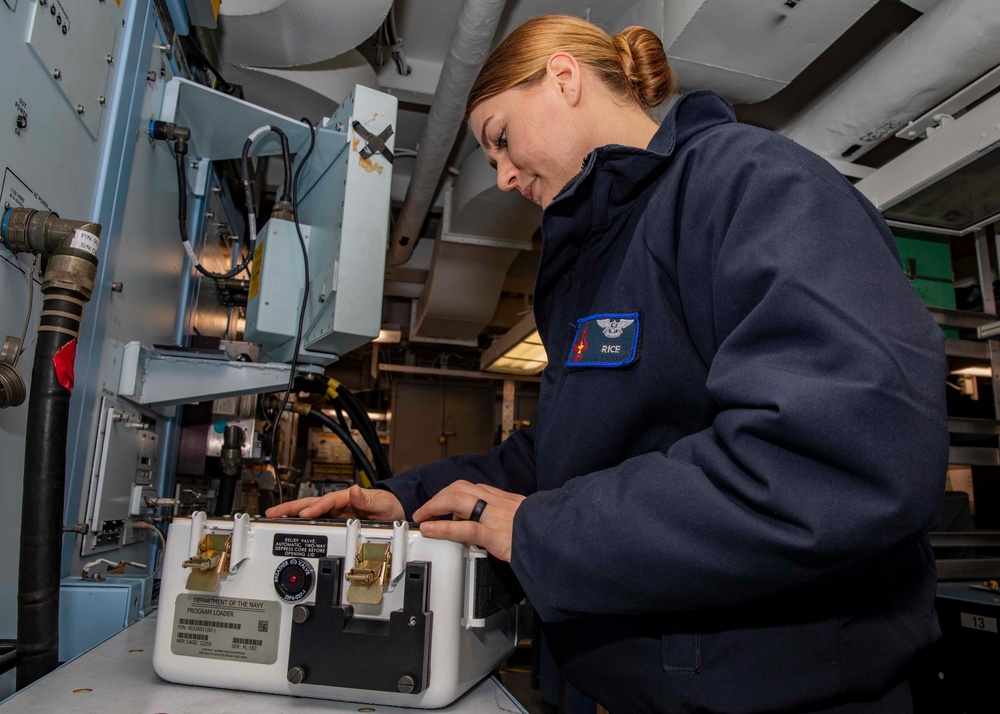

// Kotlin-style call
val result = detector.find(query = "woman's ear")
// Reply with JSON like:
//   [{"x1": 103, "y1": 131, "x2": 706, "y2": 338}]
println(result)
[{"x1": 547, "y1": 52, "x2": 582, "y2": 107}]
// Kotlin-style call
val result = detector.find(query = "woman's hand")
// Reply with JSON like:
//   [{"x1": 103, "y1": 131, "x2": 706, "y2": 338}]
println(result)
[
  {"x1": 413, "y1": 480, "x2": 525, "y2": 562},
  {"x1": 265, "y1": 484, "x2": 405, "y2": 521}
]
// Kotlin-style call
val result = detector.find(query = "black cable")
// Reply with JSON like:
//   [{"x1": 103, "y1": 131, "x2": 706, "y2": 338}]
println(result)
[
  {"x1": 334, "y1": 405, "x2": 351, "y2": 434},
  {"x1": 267, "y1": 118, "x2": 317, "y2": 502},
  {"x1": 173, "y1": 139, "x2": 252, "y2": 280},
  {"x1": 306, "y1": 409, "x2": 379, "y2": 485},
  {"x1": 328, "y1": 384, "x2": 392, "y2": 481},
  {"x1": 180, "y1": 35, "x2": 239, "y2": 95}
]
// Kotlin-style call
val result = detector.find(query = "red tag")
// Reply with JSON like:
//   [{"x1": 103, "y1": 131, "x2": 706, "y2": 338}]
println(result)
[{"x1": 53, "y1": 339, "x2": 77, "y2": 392}]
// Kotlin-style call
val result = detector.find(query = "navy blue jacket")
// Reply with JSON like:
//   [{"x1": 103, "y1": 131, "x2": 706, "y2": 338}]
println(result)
[{"x1": 382, "y1": 91, "x2": 948, "y2": 713}]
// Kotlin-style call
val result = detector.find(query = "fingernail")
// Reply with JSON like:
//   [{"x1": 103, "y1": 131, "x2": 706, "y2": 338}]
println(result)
[{"x1": 420, "y1": 522, "x2": 434, "y2": 534}]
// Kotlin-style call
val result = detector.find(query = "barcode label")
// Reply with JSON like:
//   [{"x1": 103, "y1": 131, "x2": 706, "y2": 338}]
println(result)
[
  {"x1": 172, "y1": 594, "x2": 279, "y2": 664},
  {"x1": 179, "y1": 618, "x2": 241, "y2": 630}
]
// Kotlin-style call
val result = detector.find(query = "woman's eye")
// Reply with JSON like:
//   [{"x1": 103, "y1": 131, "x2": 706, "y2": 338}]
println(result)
[{"x1": 494, "y1": 130, "x2": 507, "y2": 150}]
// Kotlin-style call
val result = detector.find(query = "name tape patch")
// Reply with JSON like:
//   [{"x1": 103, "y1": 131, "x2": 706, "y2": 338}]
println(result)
[{"x1": 566, "y1": 312, "x2": 640, "y2": 368}]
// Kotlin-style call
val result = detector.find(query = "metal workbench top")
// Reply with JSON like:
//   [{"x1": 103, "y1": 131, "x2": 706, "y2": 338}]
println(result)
[{"x1": 0, "y1": 619, "x2": 527, "y2": 713}]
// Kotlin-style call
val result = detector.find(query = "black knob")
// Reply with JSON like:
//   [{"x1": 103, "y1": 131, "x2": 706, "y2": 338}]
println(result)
[
  {"x1": 273, "y1": 558, "x2": 313, "y2": 602},
  {"x1": 16, "y1": 115, "x2": 26, "y2": 130}
]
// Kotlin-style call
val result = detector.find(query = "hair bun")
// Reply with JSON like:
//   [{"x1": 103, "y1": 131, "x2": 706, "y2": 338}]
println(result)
[{"x1": 613, "y1": 26, "x2": 675, "y2": 109}]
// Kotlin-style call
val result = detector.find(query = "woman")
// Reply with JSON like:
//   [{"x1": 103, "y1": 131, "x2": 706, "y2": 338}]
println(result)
[{"x1": 269, "y1": 15, "x2": 947, "y2": 713}]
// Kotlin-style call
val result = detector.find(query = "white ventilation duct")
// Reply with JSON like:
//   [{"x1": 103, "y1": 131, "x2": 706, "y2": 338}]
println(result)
[
  {"x1": 217, "y1": 0, "x2": 392, "y2": 68},
  {"x1": 388, "y1": 0, "x2": 508, "y2": 267},
  {"x1": 645, "y1": 0, "x2": 881, "y2": 104},
  {"x1": 782, "y1": 0, "x2": 1000, "y2": 161},
  {"x1": 221, "y1": 51, "x2": 379, "y2": 123},
  {"x1": 411, "y1": 150, "x2": 540, "y2": 342}
]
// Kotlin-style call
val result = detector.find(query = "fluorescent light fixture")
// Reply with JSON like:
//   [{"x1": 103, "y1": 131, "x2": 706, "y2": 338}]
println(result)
[
  {"x1": 951, "y1": 366, "x2": 992, "y2": 377},
  {"x1": 374, "y1": 326, "x2": 402, "y2": 344},
  {"x1": 481, "y1": 312, "x2": 547, "y2": 375}
]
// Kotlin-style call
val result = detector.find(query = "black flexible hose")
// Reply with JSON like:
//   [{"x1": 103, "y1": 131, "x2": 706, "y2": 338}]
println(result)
[
  {"x1": 306, "y1": 409, "x2": 380, "y2": 484},
  {"x1": 17, "y1": 286, "x2": 89, "y2": 688},
  {"x1": 329, "y1": 384, "x2": 391, "y2": 481}
]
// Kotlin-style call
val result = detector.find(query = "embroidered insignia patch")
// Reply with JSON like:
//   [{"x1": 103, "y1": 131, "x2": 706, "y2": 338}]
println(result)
[{"x1": 566, "y1": 312, "x2": 640, "y2": 368}]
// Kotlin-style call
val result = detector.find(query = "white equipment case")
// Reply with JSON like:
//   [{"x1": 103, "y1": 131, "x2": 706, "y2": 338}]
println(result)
[{"x1": 153, "y1": 513, "x2": 521, "y2": 708}]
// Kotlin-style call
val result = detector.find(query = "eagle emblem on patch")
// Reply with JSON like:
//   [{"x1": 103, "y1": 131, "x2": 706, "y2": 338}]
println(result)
[
  {"x1": 565, "y1": 312, "x2": 640, "y2": 368},
  {"x1": 596, "y1": 318, "x2": 634, "y2": 338}
]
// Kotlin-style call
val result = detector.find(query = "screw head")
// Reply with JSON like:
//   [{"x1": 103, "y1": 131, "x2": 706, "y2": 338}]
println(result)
[
  {"x1": 408, "y1": 616, "x2": 417, "y2": 626},
  {"x1": 16, "y1": 116, "x2": 27, "y2": 130},
  {"x1": 61, "y1": 25, "x2": 67, "y2": 35},
  {"x1": 53, "y1": 68, "x2": 62, "y2": 79},
  {"x1": 77, "y1": 105, "x2": 85, "y2": 115},
  {"x1": 107, "y1": 55, "x2": 114, "y2": 64},
  {"x1": 398, "y1": 675, "x2": 415, "y2": 694},
  {"x1": 287, "y1": 666, "x2": 306, "y2": 684},
  {"x1": 111, "y1": 282, "x2": 123, "y2": 293},
  {"x1": 146, "y1": 71, "x2": 156, "y2": 82},
  {"x1": 292, "y1": 605, "x2": 309, "y2": 623},
  {"x1": 99, "y1": 96, "x2": 106, "y2": 105}
]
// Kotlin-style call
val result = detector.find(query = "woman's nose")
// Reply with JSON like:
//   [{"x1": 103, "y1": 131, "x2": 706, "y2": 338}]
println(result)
[{"x1": 496, "y1": 157, "x2": 519, "y2": 193}]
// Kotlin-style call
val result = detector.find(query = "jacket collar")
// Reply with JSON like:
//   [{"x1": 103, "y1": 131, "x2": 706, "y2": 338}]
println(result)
[{"x1": 535, "y1": 91, "x2": 736, "y2": 313}]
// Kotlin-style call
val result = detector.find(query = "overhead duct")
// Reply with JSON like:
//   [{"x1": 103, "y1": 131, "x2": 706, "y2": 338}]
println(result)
[
  {"x1": 388, "y1": 0, "x2": 507, "y2": 267},
  {"x1": 641, "y1": 0, "x2": 881, "y2": 104},
  {"x1": 411, "y1": 150, "x2": 540, "y2": 343},
  {"x1": 217, "y1": 0, "x2": 392, "y2": 68},
  {"x1": 782, "y1": 0, "x2": 1000, "y2": 161},
  {"x1": 220, "y1": 51, "x2": 379, "y2": 124}
]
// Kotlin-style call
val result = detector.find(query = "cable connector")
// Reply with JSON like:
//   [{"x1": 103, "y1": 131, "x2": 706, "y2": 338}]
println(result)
[
  {"x1": 149, "y1": 120, "x2": 191, "y2": 157},
  {"x1": 81, "y1": 558, "x2": 147, "y2": 581}
]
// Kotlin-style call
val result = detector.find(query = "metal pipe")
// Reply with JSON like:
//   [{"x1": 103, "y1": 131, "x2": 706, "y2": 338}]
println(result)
[
  {"x1": 1, "y1": 207, "x2": 100, "y2": 689},
  {"x1": 387, "y1": 0, "x2": 507, "y2": 266}
]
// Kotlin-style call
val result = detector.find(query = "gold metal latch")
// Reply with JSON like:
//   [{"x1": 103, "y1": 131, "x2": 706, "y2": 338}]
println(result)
[
  {"x1": 346, "y1": 542, "x2": 391, "y2": 605},
  {"x1": 182, "y1": 533, "x2": 232, "y2": 592}
]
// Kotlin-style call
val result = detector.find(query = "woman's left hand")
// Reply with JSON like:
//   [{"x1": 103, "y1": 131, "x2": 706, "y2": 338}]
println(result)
[{"x1": 412, "y1": 480, "x2": 525, "y2": 562}]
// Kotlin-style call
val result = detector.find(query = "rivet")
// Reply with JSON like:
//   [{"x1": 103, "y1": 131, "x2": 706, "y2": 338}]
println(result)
[
  {"x1": 53, "y1": 68, "x2": 62, "y2": 79},
  {"x1": 77, "y1": 105, "x2": 85, "y2": 115},
  {"x1": 99, "y1": 96, "x2": 106, "y2": 105},
  {"x1": 107, "y1": 55, "x2": 114, "y2": 64}
]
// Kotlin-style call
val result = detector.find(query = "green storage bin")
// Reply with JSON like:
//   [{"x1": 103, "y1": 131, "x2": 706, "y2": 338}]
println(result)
[{"x1": 893, "y1": 230, "x2": 958, "y2": 338}]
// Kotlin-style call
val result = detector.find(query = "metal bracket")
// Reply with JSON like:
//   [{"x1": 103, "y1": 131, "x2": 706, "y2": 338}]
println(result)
[
  {"x1": 352, "y1": 121, "x2": 394, "y2": 163},
  {"x1": 118, "y1": 341, "x2": 323, "y2": 407}
]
